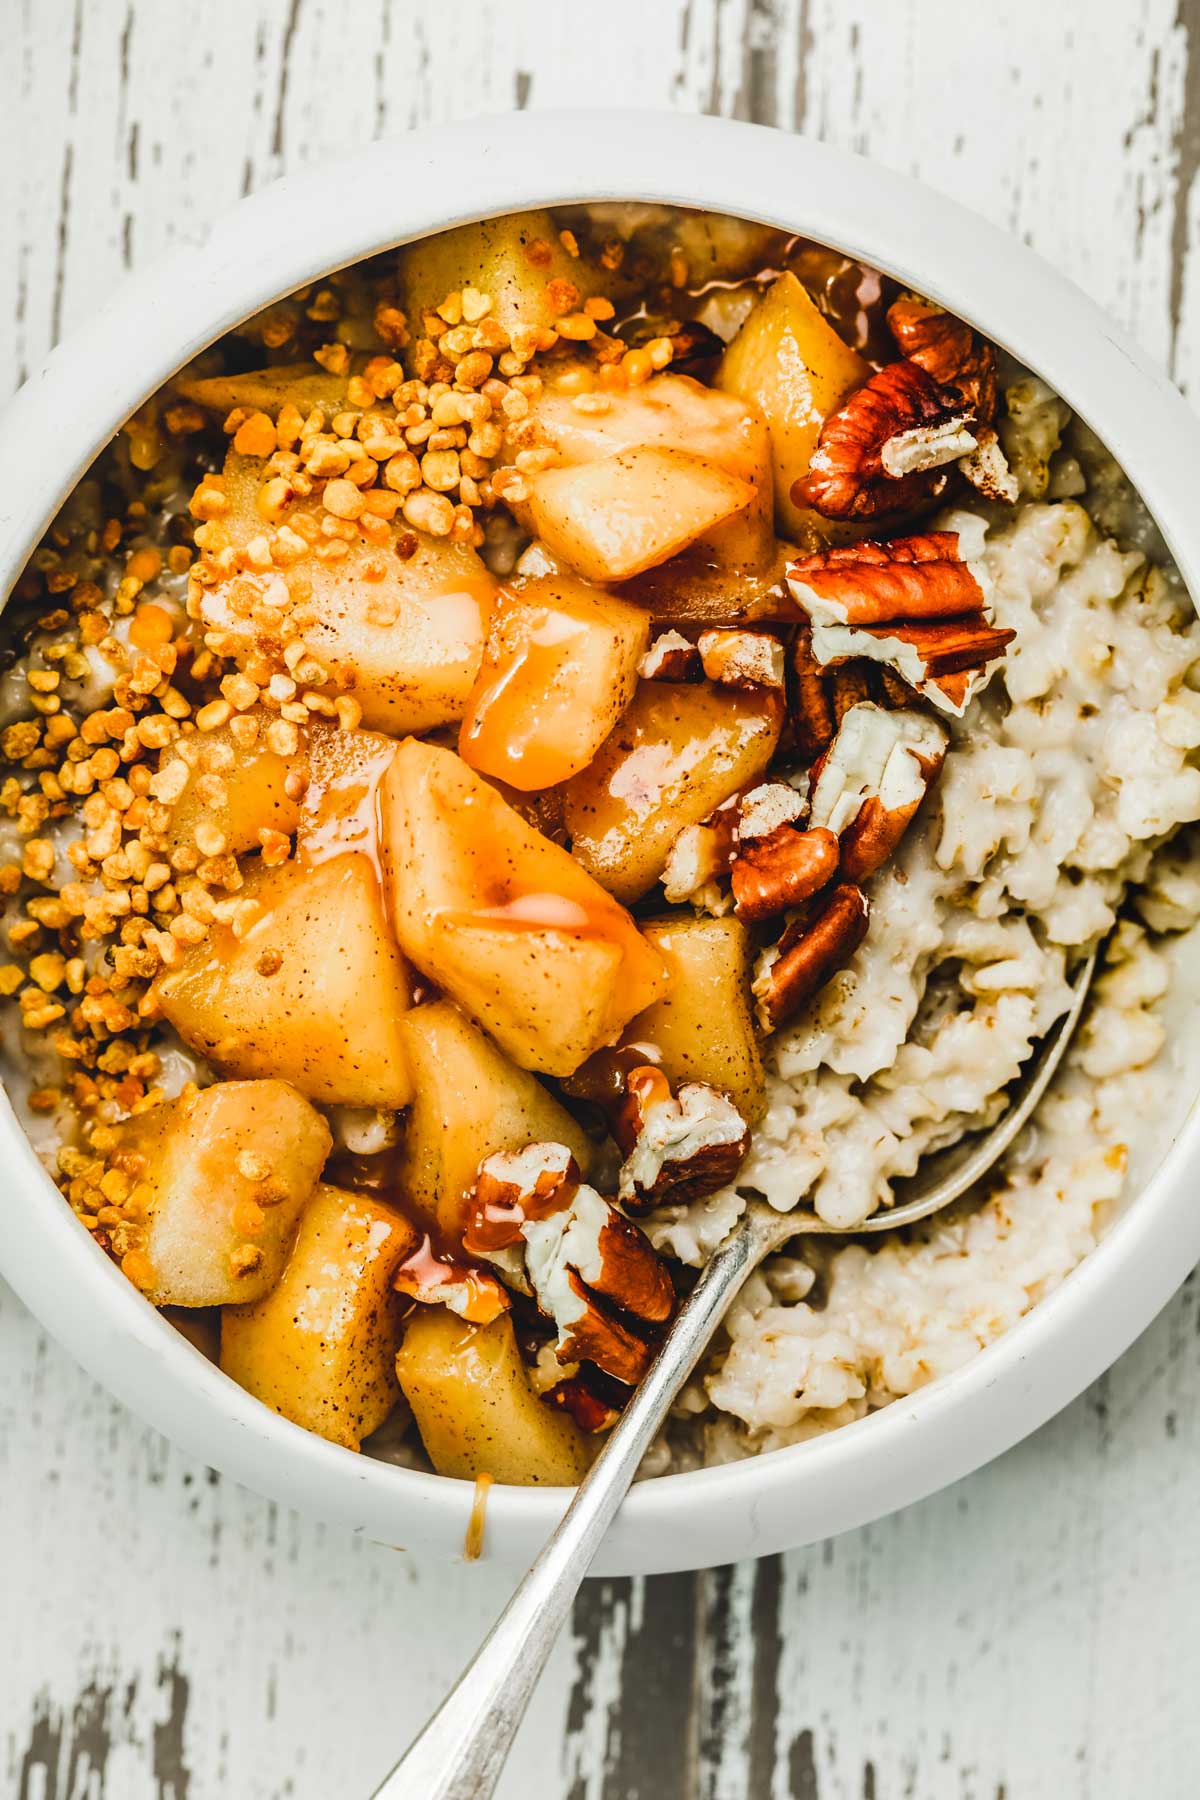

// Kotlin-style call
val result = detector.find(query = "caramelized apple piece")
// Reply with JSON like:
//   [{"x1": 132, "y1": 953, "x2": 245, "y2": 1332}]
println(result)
[
  {"x1": 396, "y1": 209, "x2": 611, "y2": 353},
  {"x1": 396, "y1": 1308, "x2": 592, "y2": 1485},
  {"x1": 716, "y1": 272, "x2": 870, "y2": 540},
  {"x1": 526, "y1": 447, "x2": 753, "y2": 585},
  {"x1": 110, "y1": 1080, "x2": 331, "y2": 1307},
  {"x1": 379, "y1": 739, "x2": 667, "y2": 1075},
  {"x1": 523, "y1": 372, "x2": 775, "y2": 568},
  {"x1": 156, "y1": 853, "x2": 413, "y2": 1107},
  {"x1": 458, "y1": 573, "x2": 650, "y2": 788},
  {"x1": 175, "y1": 363, "x2": 350, "y2": 419},
  {"x1": 221, "y1": 1183, "x2": 417, "y2": 1450},
  {"x1": 161, "y1": 708, "x2": 301, "y2": 856},
  {"x1": 562, "y1": 681, "x2": 783, "y2": 904},
  {"x1": 195, "y1": 452, "x2": 494, "y2": 734},
  {"x1": 399, "y1": 1000, "x2": 596, "y2": 1241},
  {"x1": 623, "y1": 915, "x2": 766, "y2": 1122},
  {"x1": 616, "y1": 541, "x2": 800, "y2": 627}
]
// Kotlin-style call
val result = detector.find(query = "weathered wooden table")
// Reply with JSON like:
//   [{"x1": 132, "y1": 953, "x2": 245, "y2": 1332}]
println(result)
[{"x1": 3, "y1": 3, "x2": 1199, "y2": 1794}]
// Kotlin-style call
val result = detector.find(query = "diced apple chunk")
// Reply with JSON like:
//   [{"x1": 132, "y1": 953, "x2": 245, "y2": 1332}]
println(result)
[
  {"x1": 562, "y1": 681, "x2": 783, "y2": 904},
  {"x1": 221, "y1": 1183, "x2": 417, "y2": 1450},
  {"x1": 527, "y1": 447, "x2": 753, "y2": 584},
  {"x1": 156, "y1": 853, "x2": 413, "y2": 1108},
  {"x1": 160, "y1": 708, "x2": 301, "y2": 856},
  {"x1": 716, "y1": 272, "x2": 870, "y2": 539},
  {"x1": 458, "y1": 573, "x2": 650, "y2": 788},
  {"x1": 109, "y1": 1080, "x2": 331, "y2": 1307},
  {"x1": 195, "y1": 452, "x2": 495, "y2": 735},
  {"x1": 522, "y1": 373, "x2": 775, "y2": 568},
  {"x1": 379, "y1": 739, "x2": 667, "y2": 1076},
  {"x1": 616, "y1": 540, "x2": 799, "y2": 626},
  {"x1": 396, "y1": 209, "x2": 610, "y2": 353},
  {"x1": 624, "y1": 915, "x2": 766, "y2": 1122},
  {"x1": 175, "y1": 363, "x2": 351, "y2": 419},
  {"x1": 396, "y1": 1308, "x2": 592, "y2": 1486},
  {"x1": 399, "y1": 1000, "x2": 596, "y2": 1242}
]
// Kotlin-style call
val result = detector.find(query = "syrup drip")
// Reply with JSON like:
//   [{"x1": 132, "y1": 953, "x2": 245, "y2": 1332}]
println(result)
[{"x1": 393, "y1": 1232, "x2": 507, "y2": 1322}]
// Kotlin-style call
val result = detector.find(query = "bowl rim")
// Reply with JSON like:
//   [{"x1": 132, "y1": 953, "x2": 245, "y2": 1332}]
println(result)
[{"x1": 2, "y1": 108, "x2": 1200, "y2": 1575}]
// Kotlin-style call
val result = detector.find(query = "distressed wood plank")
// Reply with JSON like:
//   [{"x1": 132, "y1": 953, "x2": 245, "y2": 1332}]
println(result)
[{"x1": 2, "y1": 2, "x2": 1199, "y2": 1796}]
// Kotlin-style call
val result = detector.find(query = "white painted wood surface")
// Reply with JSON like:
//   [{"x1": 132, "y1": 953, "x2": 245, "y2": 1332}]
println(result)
[{"x1": 2, "y1": 2, "x2": 1199, "y2": 1794}]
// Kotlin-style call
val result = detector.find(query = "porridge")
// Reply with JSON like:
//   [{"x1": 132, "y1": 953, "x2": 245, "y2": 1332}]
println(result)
[{"x1": 1, "y1": 205, "x2": 1197, "y2": 1482}]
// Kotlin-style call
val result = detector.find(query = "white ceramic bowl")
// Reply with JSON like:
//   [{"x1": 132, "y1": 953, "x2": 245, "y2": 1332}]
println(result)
[{"x1": 3, "y1": 111, "x2": 1200, "y2": 1575}]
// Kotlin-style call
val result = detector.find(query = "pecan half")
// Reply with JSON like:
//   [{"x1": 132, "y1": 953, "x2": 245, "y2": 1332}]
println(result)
[
  {"x1": 958, "y1": 426, "x2": 1019, "y2": 505},
  {"x1": 640, "y1": 629, "x2": 702, "y2": 682},
  {"x1": 463, "y1": 1143, "x2": 675, "y2": 1386},
  {"x1": 809, "y1": 701, "x2": 948, "y2": 882},
  {"x1": 736, "y1": 780, "x2": 808, "y2": 842},
  {"x1": 462, "y1": 1141, "x2": 580, "y2": 1254},
  {"x1": 791, "y1": 630, "x2": 837, "y2": 758},
  {"x1": 849, "y1": 616, "x2": 1013, "y2": 678},
  {"x1": 887, "y1": 296, "x2": 998, "y2": 422},
  {"x1": 731, "y1": 824, "x2": 839, "y2": 923},
  {"x1": 787, "y1": 530, "x2": 988, "y2": 625},
  {"x1": 698, "y1": 628, "x2": 787, "y2": 690},
  {"x1": 788, "y1": 531, "x2": 1013, "y2": 717},
  {"x1": 791, "y1": 628, "x2": 920, "y2": 753},
  {"x1": 753, "y1": 883, "x2": 869, "y2": 1031},
  {"x1": 615, "y1": 1066, "x2": 750, "y2": 1213},
  {"x1": 661, "y1": 807, "x2": 739, "y2": 913},
  {"x1": 831, "y1": 663, "x2": 872, "y2": 724},
  {"x1": 796, "y1": 362, "x2": 977, "y2": 521},
  {"x1": 878, "y1": 666, "x2": 920, "y2": 708}
]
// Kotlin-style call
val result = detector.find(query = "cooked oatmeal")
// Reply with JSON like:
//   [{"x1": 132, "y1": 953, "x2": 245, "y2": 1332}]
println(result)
[{"x1": 1, "y1": 204, "x2": 1197, "y2": 1481}]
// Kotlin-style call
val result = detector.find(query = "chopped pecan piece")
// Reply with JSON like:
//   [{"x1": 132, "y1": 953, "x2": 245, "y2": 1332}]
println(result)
[
  {"x1": 698, "y1": 629, "x2": 787, "y2": 690},
  {"x1": 795, "y1": 362, "x2": 977, "y2": 521},
  {"x1": 615, "y1": 1066, "x2": 750, "y2": 1213},
  {"x1": 809, "y1": 701, "x2": 948, "y2": 882},
  {"x1": 731, "y1": 824, "x2": 839, "y2": 923},
  {"x1": 662, "y1": 777, "x2": 820, "y2": 921},
  {"x1": 887, "y1": 296, "x2": 998, "y2": 422},
  {"x1": 543, "y1": 1375, "x2": 621, "y2": 1434},
  {"x1": 463, "y1": 1143, "x2": 675, "y2": 1386},
  {"x1": 753, "y1": 883, "x2": 870, "y2": 1031},
  {"x1": 640, "y1": 629, "x2": 702, "y2": 682}
]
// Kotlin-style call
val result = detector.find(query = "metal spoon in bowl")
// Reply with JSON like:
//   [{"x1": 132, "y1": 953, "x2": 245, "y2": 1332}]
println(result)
[{"x1": 371, "y1": 945, "x2": 1098, "y2": 1800}]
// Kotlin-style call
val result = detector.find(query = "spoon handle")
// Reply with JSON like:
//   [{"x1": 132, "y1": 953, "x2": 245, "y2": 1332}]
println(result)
[{"x1": 370, "y1": 1206, "x2": 778, "y2": 1800}]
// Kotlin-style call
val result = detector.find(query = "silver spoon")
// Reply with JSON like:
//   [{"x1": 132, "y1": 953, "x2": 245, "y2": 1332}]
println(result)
[{"x1": 371, "y1": 945, "x2": 1098, "y2": 1799}]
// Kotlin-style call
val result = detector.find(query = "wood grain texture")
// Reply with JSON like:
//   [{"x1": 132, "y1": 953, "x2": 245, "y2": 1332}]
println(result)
[{"x1": 2, "y1": 2, "x2": 1199, "y2": 1795}]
